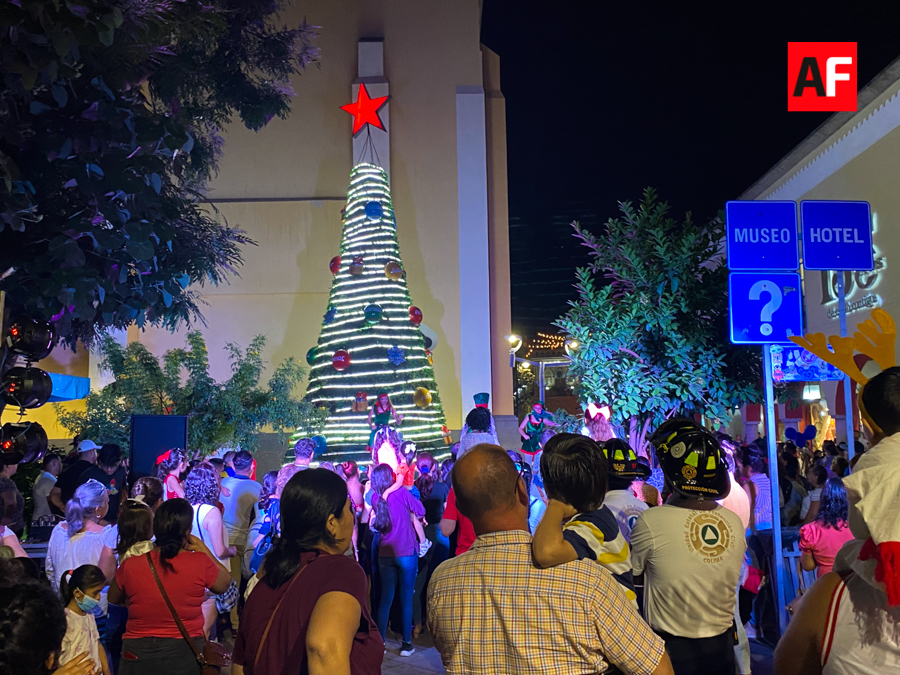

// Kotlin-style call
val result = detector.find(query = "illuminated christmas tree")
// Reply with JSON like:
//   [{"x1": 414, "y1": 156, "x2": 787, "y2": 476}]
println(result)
[{"x1": 297, "y1": 160, "x2": 448, "y2": 461}]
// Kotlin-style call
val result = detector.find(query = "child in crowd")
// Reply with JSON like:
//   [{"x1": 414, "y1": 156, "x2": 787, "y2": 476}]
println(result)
[
  {"x1": 532, "y1": 433, "x2": 637, "y2": 602},
  {"x1": 156, "y1": 447, "x2": 188, "y2": 500},
  {"x1": 115, "y1": 500, "x2": 154, "y2": 561},
  {"x1": 60, "y1": 564, "x2": 111, "y2": 675}
]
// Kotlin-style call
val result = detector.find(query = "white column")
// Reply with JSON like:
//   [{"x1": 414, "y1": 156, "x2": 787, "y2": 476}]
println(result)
[
  {"x1": 456, "y1": 85, "x2": 493, "y2": 413},
  {"x1": 353, "y1": 39, "x2": 390, "y2": 179}
]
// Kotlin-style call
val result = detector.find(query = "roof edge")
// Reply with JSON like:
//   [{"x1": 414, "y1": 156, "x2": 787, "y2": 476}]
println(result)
[{"x1": 742, "y1": 54, "x2": 900, "y2": 200}]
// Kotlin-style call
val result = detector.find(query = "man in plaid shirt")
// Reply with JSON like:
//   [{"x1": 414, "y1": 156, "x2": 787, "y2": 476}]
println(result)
[{"x1": 428, "y1": 444, "x2": 673, "y2": 675}]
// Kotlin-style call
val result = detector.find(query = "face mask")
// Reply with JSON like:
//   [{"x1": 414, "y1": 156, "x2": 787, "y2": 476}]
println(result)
[{"x1": 75, "y1": 591, "x2": 100, "y2": 613}]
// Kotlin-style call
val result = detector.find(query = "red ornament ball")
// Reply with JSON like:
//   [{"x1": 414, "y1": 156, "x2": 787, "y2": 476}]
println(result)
[
  {"x1": 409, "y1": 306, "x2": 423, "y2": 325},
  {"x1": 332, "y1": 350, "x2": 351, "y2": 371},
  {"x1": 329, "y1": 256, "x2": 341, "y2": 275}
]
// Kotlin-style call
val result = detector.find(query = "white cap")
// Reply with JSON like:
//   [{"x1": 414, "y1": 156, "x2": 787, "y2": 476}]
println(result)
[{"x1": 78, "y1": 439, "x2": 100, "y2": 453}]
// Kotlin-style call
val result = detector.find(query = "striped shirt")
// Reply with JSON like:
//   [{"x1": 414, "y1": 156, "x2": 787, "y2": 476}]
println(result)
[
  {"x1": 749, "y1": 473, "x2": 773, "y2": 531},
  {"x1": 563, "y1": 506, "x2": 637, "y2": 601},
  {"x1": 428, "y1": 529, "x2": 665, "y2": 675}
]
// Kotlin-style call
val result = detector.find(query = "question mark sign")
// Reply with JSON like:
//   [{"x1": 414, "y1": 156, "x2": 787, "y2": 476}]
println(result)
[{"x1": 749, "y1": 280, "x2": 783, "y2": 337}]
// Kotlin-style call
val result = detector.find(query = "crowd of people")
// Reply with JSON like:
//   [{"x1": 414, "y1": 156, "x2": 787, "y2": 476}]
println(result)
[{"x1": 2, "y1": 372, "x2": 900, "y2": 674}]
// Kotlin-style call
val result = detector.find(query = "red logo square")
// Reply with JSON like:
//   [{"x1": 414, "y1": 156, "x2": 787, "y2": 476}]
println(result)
[{"x1": 788, "y1": 42, "x2": 857, "y2": 112}]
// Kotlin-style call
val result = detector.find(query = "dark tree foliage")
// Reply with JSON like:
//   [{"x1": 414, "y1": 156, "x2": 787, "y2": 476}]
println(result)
[
  {"x1": 0, "y1": 0, "x2": 318, "y2": 348},
  {"x1": 557, "y1": 189, "x2": 761, "y2": 454}
]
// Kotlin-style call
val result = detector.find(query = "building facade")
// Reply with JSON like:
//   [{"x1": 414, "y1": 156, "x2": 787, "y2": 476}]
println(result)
[
  {"x1": 5, "y1": 0, "x2": 515, "y2": 450},
  {"x1": 740, "y1": 57, "x2": 900, "y2": 442}
]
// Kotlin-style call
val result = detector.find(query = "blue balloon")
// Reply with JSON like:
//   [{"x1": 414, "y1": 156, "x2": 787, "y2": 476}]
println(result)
[
  {"x1": 364, "y1": 201, "x2": 383, "y2": 221},
  {"x1": 784, "y1": 427, "x2": 799, "y2": 441},
  {"x1": 802, "y1": 424, "x2": 818, "y2": 442},
  {"x1": 312, "y1": 435, "x2": 327, "y2": 453}
]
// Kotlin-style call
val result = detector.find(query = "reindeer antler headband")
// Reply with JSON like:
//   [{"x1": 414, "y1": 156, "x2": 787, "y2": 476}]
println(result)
[{"x1": 788, "y1": 308, "x2": 897, "y2": 385}]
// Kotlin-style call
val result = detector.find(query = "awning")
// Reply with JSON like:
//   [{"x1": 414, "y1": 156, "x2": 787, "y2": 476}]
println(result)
[{"x1": 47, "y1": 373, "x2": 91, "y2": 402}]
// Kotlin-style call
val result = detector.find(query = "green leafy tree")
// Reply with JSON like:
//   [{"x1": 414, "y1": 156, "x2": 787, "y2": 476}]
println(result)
[
  {"x1": 56, "y1": 332, "x2": 328, "y2": 455},
  {"x1": 556, "y1": 189, "x2": 761, "y2": 455},
  {"x1": 0, "y1": 0, "x2": 318, "y2": 358}
]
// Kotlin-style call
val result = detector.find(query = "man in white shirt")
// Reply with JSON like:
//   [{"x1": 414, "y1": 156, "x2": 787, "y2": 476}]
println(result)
[
  {"x1": 631, "y1": 419, "x2": 746, "y2": 675},
  {"x1": 598, "y1": 439, "x2": 650, "y2": 542},
  {"x1": 220, "y1": 449, "x2": 261, "y2": 633},
  {"x1": 32, "y1": 453, "x2": 62, "y2": 521}
]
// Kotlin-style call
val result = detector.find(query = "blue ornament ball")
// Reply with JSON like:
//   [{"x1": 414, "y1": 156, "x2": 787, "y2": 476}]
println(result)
[
  {"x1": 312, "y1": 435, "x2": 327, "y2": 453},
  {"x1": 365, "y1": 201, "x2": 384, "y2": 221},
  {"x1": 323, "y1": 305, "x2": 337, "y2": 324}
]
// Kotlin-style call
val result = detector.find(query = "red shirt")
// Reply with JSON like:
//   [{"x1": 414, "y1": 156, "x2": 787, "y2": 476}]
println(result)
[
  {"x1": 116, "y1": 549, "x2": 219, "y2": 639},
  {"x1": 444, "y1": 488, "x2": 476, "y2": 555},
  {"x1": 233, "y1": 551, "x2": 383, "y2": 675}
]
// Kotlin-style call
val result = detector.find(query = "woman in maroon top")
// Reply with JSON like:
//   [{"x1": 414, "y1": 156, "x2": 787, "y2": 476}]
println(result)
[{"x1": 233, "y1": 468, "x2": 383, "y2": 675}]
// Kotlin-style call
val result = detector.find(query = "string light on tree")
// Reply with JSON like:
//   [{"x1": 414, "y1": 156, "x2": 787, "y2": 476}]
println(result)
[{"x1": 298, "y1": 160, "x2": 448, "y2": 458}]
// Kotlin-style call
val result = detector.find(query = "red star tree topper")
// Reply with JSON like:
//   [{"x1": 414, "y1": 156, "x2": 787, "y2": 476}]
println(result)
[{"x1": 340, "y1": 83, "x2": 389, "y2": 135}]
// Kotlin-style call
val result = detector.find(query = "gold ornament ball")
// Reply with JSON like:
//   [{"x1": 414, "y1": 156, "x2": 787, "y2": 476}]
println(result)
[
  {"x1": 413, "y1": 387, "x2": 432, "y2": 408},
  {"x1": 384, "y1": 261, "x2": 403, "y2": 280}
]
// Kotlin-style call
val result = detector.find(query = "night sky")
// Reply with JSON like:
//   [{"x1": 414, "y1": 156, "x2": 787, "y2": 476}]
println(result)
[{"x1": 481, "y1": 0, "x2": 900, "y2": 335}]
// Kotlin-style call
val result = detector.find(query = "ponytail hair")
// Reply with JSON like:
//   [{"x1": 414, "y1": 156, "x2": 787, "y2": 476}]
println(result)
[
  {"x1": 370, "y1": 464, "x2": 394, "y2": 535},
  {"x1": 156, "y1": 448, "x2": 186, "y2": 482},
  {"x1": 415, "y1": 453, "x2": 437, "y2": 501},
  {"x1": 59, "y1": 564, "x2": 106, "y2": 606},
  {"x1": 66, "y1": 479, "x2": 108, "y2": 537},
  {"x1": 131, "y1": 476, "x2": 164, "y2": 511}
]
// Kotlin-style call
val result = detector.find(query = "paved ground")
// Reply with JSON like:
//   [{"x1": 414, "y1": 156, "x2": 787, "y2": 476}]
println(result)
[{"x1": 381, "y1": 633, "x2": 776, "y2": 674}]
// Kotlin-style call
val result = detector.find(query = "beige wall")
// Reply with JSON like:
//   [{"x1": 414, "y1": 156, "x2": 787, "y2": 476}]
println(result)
[
  {"x1": 788, "y1": 126, "x2": 900, "y2": 338},
  {"x1": 9, "y1": 1, "x2": 511, "y2": 444},
  {"x1": 133, "y1": 0, "x2": 500, "y2": 431},
  {"x1": 483, "y1": 46, "x2": 514, "y2": 417}
]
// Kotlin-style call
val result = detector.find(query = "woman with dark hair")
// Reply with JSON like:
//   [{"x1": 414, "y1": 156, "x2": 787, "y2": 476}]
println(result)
[
  {"x1": 411, "y1": 453, "x2": 450, "y2": 637},
  {"x1": 156, "y1": 449, "x2": 188, "y2": 501},
  {"x1": 109, "y1": 499, "x2": 231, "y2": 674},
  {"x1": 799, "y1": 477, "x2": 853, "y2": 578},
  {"x1": 130, "y1": 477, "x2": 164, "y2": 513},
  {"x1": 458, "y1": 407, "x2": 499, "y2": 459},
  {"x1": 184, "y1": 463, "x2": 235, "y2": 635},
  {"x1": 233, "y1": 469, "x2": 383, "y2": 674},
  {"x1": 801, "y1": 464, "x2": 828, "y2": 525},
  {"x1": 109, "y1": 501, "x2": 155, "y2": 672},
  {"x1": 0, "y1": 581, "x2": 96, "y2": 675},
  {"x1": 370, "y1": 463, "x2": 425, "y2": 656}
]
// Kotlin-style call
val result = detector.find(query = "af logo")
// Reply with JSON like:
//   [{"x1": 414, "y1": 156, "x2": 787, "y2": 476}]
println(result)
[{"x1": 686, "y1": 512, "x2": 733, "y2": 562}]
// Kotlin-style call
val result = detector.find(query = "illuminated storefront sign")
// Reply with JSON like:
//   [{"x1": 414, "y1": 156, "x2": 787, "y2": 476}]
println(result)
[{"x1": 818, "y1": 248, "x2": 886, "y2": 319}]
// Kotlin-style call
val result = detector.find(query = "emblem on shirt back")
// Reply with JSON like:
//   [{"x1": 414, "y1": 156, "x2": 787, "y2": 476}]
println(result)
[{"x1": 685, "y1": 512, "x2": 733, "y2": 562}]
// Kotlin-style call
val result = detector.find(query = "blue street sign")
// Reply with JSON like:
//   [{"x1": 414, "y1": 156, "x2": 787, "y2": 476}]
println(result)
[
  {"x1": 800, "y1": 200, "x2": 873, "y2": 271},
  {"x1": 725, "y1": 201, "x2": 799, "y2": 271},
  {"x1": 729, "y1": 273, "x2": 803, "y2": 344}
]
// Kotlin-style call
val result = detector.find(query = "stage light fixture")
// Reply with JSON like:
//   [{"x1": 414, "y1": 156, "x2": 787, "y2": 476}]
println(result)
[
  {"x1": 5, "y1": 317, "x2": 57, "y2": 361},
  {"x1": 0, "y1": 421, "x2": 48, "y2": 465},
  {"x1": 1, "y1": 366, "x2": 53, "y2": 408}
]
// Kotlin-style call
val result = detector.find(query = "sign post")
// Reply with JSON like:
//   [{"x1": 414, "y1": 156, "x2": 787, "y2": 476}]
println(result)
[
  {"x1": 726, "y1": 201, "x2": 801, "y2": 636},
  {"x1": 800, "y1": 200, "x2": 873, "y2": 460}
]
